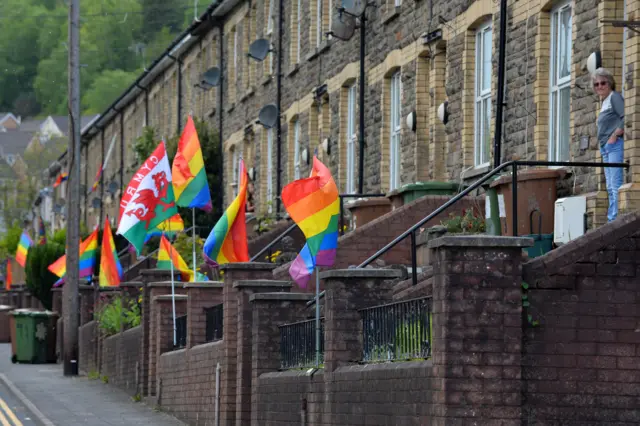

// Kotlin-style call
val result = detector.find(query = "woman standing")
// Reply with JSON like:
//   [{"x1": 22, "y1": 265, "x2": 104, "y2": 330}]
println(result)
[{"x1": 594, "y1": 68, "x2": 625, "y2": 222}]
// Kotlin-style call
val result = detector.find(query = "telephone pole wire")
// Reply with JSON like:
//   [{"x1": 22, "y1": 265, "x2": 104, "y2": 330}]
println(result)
[{"x1": 63, "y1": 0, "x2": 81, "y2": 376}]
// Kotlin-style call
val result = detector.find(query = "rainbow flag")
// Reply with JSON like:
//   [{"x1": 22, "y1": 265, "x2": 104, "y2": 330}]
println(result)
[
  {"x1": 48, "y1": 227, "x2": 99, "y2": 283},
  {"x1": 172, "y1": 116, "x2": 212, "y2": 211},
  {"x1": 38, "y1": 216, "x2": 46, "y2": 245},
  {"x1": 203, "y1": 159, "x2": 249, "y2": 266},
  {"x1": 15, "y1": 230, "x2": 33, "y2": 268},
  {"x1": 281, "y1": 157, "x2": 339, "y2": 288},
  {"x1": 99, "y1": 217, "x2": 123, "y2": 287},
  {"x1": 144, "y1": 213, "x2": 184, "y2": 243},
  {"x1": 5, "y1": 260, "x2": 12, "y2": 290},
  {"x1": 158, "y1": 235, "x2": 193, "y2": 281},
  {"x1": 53, "y1": 172, "x2": 68, "y2": 188},
  {"x1": 90, "y1": 165, "x2": 103, "y2": 193}
]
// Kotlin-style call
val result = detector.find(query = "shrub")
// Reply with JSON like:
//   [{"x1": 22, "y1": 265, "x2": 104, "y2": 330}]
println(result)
[
  {"x1": 94, "y1": 295, "x2": 141, "y2": 336},
  {"x1": 24, "y1": 242, "x2": 65, "y2": 310}
]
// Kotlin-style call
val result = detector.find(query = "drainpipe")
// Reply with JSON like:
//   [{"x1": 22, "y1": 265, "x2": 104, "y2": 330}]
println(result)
[
  {"x1": 275, "y1": 0, "x2": 284, "y2": 215},
  {"x1": 493, "y1": 0, "x2": 508, "y2": 168},
  {"x1": 357, "y1": 13, "x2": 366, "y2": 194},
  {"x1": 218, "y1": 23, "x2": 225, "y2": 215},
  {"x1": 135, "y1": 83, "x2": 149, "y2": 126},
  {"x1": 119, "y1": 110, "x2": 124, "y2": 202},
  {"x1": 83, "y1": 142, "x2": 88, "y2": 225},
  {"x1": 169, "y1": 54, "x2": 184, "y2": 133}
]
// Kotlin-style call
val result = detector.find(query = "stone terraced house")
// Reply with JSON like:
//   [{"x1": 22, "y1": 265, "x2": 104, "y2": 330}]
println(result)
[{"x1": 75, "y1": 0, "x2": 634, "y2": 229}]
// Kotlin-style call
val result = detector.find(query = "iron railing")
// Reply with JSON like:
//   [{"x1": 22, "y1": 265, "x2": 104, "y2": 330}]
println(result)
[
  {"x1": 360, "y1": 297, "x2": 432, "y2": 363},
  {"x1": 205, "y1": 304, "x2": 224, "y2": 342},
  {"x1": 250, "y1": 222, "x2": 298, "y2": 262},
  {"x1": 307, "y1": 160, "x2": 630, "y2": 308},
  {"x1": 174, "y1": 314, "x2": 187, "y2": 349},
  {"x1": 279, "y1": 317, "x2": 325, "y2": 369}
]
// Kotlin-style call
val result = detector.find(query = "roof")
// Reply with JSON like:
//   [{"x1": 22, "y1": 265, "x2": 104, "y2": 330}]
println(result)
[
  {"x1": 18, "y1": 119, "x2": 43, "y2": 132},
  {"x1": 0, "y1": 131, "x2": 35, "y2": 155},
  {"x1": 50, "y1": 115, "x2": 100, "y2": 136}
]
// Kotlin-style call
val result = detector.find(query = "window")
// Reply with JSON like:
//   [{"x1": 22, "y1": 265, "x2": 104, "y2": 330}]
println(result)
[
  {"x1": 266, "y1": 0, "x2": 274, "y2": 35},
  {"x1": 234, "y1": 30, "x2": 239, "y2": 71},
  {"x1": 395, "y1": 0, "x2": 402, "y2": 7},
  {"x1": 293, "y1": 120, "x2": 301, "y2": 180},
  {"x1": 389, "y1": 72, "x2": 401, "y2": 191},
  {"x1": 474, "y1": 23, "x2": 492, "y2": 167},
  {"x1": 266, "y1": 128, "x2": 274, "y2": 213},
  {"x1": 346, "y1": 84, "x2": 357, "y2": 193},
  {"x1": 549, "y1": 2, "x2": 572, "y2": 162},
  {"x1": 297, "y1": 0, "x2": 302, "y2": 62},
  {"x1": 231, "y1": 148, "x2": 239, "y2": 197},
  {"x1": 317, "y1": 0, "x2": 323, "y2": 47}
]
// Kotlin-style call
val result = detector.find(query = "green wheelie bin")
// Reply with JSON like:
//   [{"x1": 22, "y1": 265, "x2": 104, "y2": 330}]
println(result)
[{"x1": 12, "y1": 310, "x2": 58, "y2": 364}]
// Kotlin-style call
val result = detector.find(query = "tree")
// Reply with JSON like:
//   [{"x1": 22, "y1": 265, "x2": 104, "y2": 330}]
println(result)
[
  {"x1": 82, "y1": 69, "x2": 140, "y2": 114},
  {"x1": 0, "y1": 223, "x2": 24, "y2": 261},
  {"x1": 25, "y1": 241, "x2": 65, "y2": 310}
]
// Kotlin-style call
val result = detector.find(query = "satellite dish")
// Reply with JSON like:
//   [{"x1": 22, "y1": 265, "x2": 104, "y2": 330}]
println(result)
[
  {"x1": 330, "y1": 13, "x2": 356, "y2": 41},
  {"x1": 107, "y1": 180, "x2": 119, "y2": 195},
  {"x1": 91, "y1": 197, "x2": 101, "y2": 209},
  {"x1": 256, "y1": 104, "x2": 279, "y2": 129},
  {"x1": 200, "y1": 67, "x2": 220, "y2": 88},
  {"x1": 341, "y1": 0, "x2": 366, "y2": 16},
  {"x1": 248, "y1": 39, "x2": 271, "y2": 61}
]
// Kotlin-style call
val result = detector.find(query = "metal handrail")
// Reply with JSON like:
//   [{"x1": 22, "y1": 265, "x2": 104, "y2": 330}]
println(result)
[
  {"x1": 250, "y1": 222, "x2": 297, "y2": 262},
  {"x1": 307, "y1": 160, "x2": 629, "y2": 306}
]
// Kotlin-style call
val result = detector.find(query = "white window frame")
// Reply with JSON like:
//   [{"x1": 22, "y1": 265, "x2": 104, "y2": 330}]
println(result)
[
  {"x1": 231, "y1": 148, "x2": 239, "y2": 197},
  {"x1": 474, "y1": 22, "x2": 492, "y2": 168},
  {"x1": 233, "y1": 30, "x2": 239, "y2": 70},
  {"x1": 266, "y1": 128, "x2": 274, "y2": 213},
  {"x1": 294, "y1": 120, "x2": 301, "y2": 180},
  {"x1": 394, "y1": 0, "x2": 402, "y2": 7},
  {"x1": 549, "y1": 1, "x2": 572, "y2": 162},
  {"x1": 346, "y1": 84, "x2": 357, "y2": 193},
  {"x1": 296, "y1": 0, "x2": 302, "y2": 63},
  {"x1": 389, "y1": 72, "x2": 402, "y2": 191},
  {"x1": 266, "y1": 0, "x2": 274, "y2": 35}
]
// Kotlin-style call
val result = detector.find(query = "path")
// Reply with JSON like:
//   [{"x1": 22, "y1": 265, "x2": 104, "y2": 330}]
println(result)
[{"x1": 0, "y1": 344, "x2": 185, "y2": 426}]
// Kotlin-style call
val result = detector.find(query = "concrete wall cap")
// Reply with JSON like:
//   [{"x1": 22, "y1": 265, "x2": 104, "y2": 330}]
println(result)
[
  {"x1": 233, "y1": 280, "x2": 292, "y2": 289},
  {"x1": 97, "y1": 287, "x2": 122, "y2": 293},
  {"x1": 153, "y1": 294, "x2": 188, "y2": 302},
  {"x1": 140, "y1": 269, "x2": 174, "y2": 276},
  {"x1": 0, "y1": 305, "x2": 15, "y2": 311},
  {"x1": 249, "y1": 292, "x2": 314, "y2": 302},
  {"x1": 78, "y1": 285, "x2": 95, "y2": 291},
  {"x1": 428, "y1": 235, "x2": 534, "y2": 249},
  {"x1": 119, "y1": 281, "x2": 143, "y2": 288},
  {"x1": 147, "y1": 281, "x2": 186, "y2": 288},
  {"x1": 50, "y1": 288, "x2": 63, "y2": 292},
  {"x1": 319, "y1": 269, "x2": 403, "y2": 280},
  {"x1": 183, "y1": 281, "x2": 223, "y2": 288},
  {"x1": 219, "y1": 262, "x2": 276, "y2": 271}
]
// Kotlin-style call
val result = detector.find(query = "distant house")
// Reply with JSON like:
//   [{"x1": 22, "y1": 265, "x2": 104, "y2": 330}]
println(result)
[
  {"x1": 0, "y1": 113, "x2": 20, "y2": 130},
  {"x1": 0, "y1": 131, "x2": 35, "y2": 167}
]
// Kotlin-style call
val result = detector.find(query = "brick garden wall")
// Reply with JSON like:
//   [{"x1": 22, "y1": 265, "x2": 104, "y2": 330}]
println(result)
[
  {"x1": 157, "y1": 341, "x2": 224, "y2": 425},
  {"x1": 522, "y1": 213, "x2": 640, "y2": 424},
  {"x1": 111, "y1": 326, "x2": 142, "y2": 395},
  {"x1": 79, "y1": 321, "x2": 98, "y2": 374}
]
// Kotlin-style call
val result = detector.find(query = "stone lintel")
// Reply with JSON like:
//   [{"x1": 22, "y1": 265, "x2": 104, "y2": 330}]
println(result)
[{"x1": 183, "y1": 281, "x2": 224, "y2": 288}]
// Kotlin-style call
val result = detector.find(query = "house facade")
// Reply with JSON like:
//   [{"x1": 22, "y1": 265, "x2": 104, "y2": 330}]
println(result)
[{"x1": 75, "y1": 0, "x2": 635, "y2": 230}]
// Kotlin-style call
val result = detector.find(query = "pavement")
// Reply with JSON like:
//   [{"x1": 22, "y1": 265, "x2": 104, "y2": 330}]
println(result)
[{"x1": 0, "y1": 344, "x2": 186, "y2": 426}]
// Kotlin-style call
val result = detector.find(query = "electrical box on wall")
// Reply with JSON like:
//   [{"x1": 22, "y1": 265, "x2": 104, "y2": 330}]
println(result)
[{"x1": 554, "y1": 196, "x2": 587, "y2": 245}]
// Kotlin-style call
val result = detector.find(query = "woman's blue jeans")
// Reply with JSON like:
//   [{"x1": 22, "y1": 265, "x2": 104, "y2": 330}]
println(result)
[{"x1": 600, "y1": 137, "x2": 624, "y2": 222}]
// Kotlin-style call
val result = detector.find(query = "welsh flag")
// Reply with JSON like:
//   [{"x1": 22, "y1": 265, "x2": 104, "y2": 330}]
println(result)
[{"x1": 117, "y1": 142, "x2": 178, "y2": 254}]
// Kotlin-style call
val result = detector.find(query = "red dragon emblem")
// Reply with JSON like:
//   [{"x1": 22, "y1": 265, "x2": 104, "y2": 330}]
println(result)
[{"x1": 125, "y1": 171, "x2": 175, "y2": 228}]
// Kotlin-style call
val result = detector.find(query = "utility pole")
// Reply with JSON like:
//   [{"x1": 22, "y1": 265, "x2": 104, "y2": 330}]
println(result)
[{"x1": 63, "y1": 0, "x2": 81, "y2": 376}]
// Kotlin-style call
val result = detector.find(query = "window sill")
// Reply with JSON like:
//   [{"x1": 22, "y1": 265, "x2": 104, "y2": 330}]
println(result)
[
  {"x1": 382, "y1": 7, "x2": 400, "y2": 25},
  {"x1": 207, "y1": 107, "x2": 216, "y2": 118},
  {"x1": 306, "y1": 41, "x2": 331, "y2": 62},
  {"x1": 227, "y1": 103, "x2": 236, "y2": 113},
  {"x1": 287, "y1": 64, "x2": 300, "y2": 77},
  {"x1": 261, "y1": 75, "x2": 273, "y2": 86},
  {"x1": 240, "y1": 87, "x2": 255, "y2": 103},
  {"x1": 462, "y1": 164, "x2": 490, "y2": 181}
]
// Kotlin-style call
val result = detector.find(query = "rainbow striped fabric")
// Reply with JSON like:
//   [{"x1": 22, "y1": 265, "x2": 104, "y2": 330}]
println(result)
[
  {"x1": 158, "y1": 235, "x2": 193, "y2": 281},
  {"x1": 38, "y1": 216, "x2": 46, "y2": 245},
  {"x1": 48, "y1": 227, "x2": 99, "y2": 284},
  {"x1": 53, "y1": 172, "x2": 68, "y2": 188},
  {"x1": 172, "y1": 116, "x2": 212, "y2": 211},
  {"x1": 203, "y1": 158, "x2": 249, "y2": 266},
  {"x1": 144, "y1": 213, "x2": 184, "y2": 243},
  {"x1": 5, "y1": 260, "x2": 12, "y2": 290},
  {"x1": 99, "y1": 217, "x2": 123, "y2": 287},
  {"x1": 15, "y1": 230, "x2": 33, "y2": 268},
  {"x1": 281, "y1": 157, "x2": 339, "y2": 288},
  {"x1": 90, "y1": 165, "x2": 103, "y2": 193}
]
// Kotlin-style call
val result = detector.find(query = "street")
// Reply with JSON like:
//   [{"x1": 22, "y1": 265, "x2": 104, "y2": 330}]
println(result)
[{"x1": 0, "y1": 381, "x2": 39, "y2": 426}]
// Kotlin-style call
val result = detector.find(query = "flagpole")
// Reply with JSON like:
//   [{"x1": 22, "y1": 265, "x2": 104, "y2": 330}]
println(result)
[
  {"x1": 192, "y1": 208, "x2": 197, "y2": 281},
  {"x1": 315, "y1": 267, "x2": 321, "y2": 368},
  {"x1": 163, "y1": 137, "x2": 177, "y2": 348}
]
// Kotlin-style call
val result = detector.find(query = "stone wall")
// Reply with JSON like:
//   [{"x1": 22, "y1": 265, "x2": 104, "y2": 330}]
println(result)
[{"x1": 157, "y1": 342, "x2": 224, "y2": 424}]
